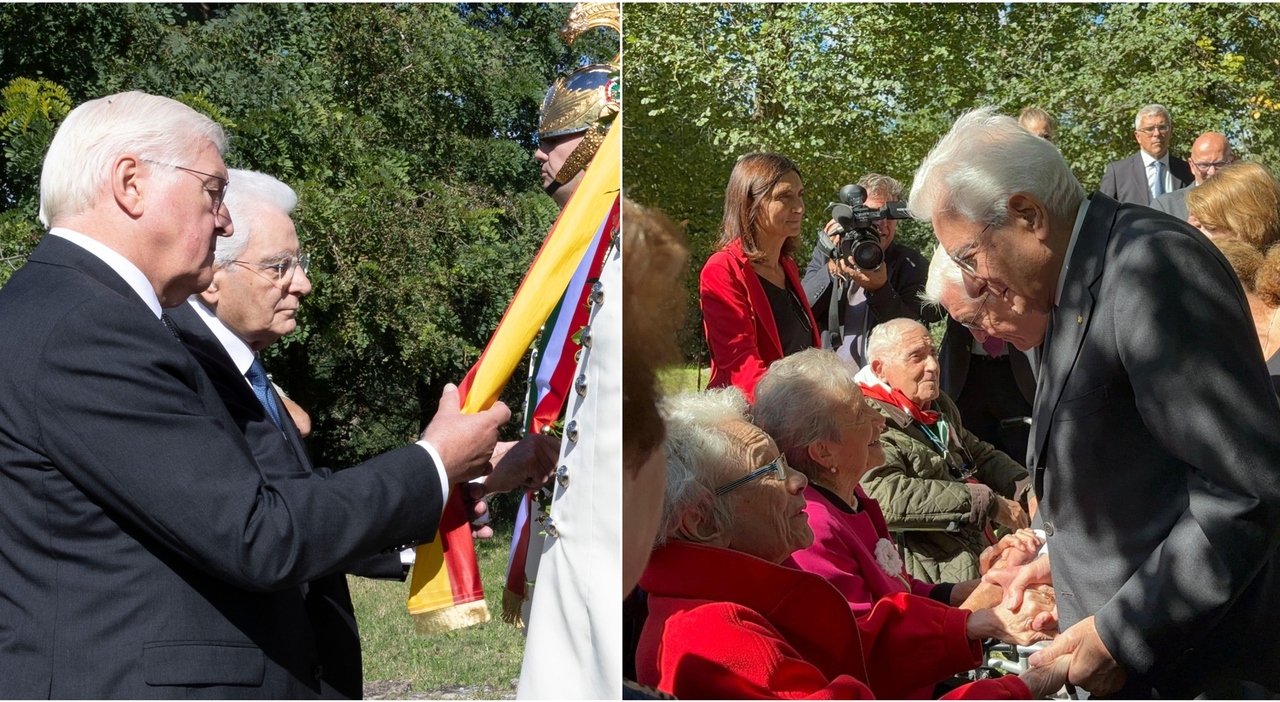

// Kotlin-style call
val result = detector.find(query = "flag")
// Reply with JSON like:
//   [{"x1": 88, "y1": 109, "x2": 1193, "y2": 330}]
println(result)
[{"x1": 407, "y1": 122, "x2": 621, "y2": 633}]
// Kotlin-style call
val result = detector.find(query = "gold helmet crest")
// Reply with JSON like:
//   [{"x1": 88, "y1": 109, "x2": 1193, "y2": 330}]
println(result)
[{"x1": 538, "y1": 2, "x2": 620, "y2": 184}]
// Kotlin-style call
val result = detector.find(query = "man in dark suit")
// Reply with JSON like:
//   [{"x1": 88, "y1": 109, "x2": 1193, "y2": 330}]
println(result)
[
  {"x1": 1099, "y1": 104, "x2": 1194, "y2": 206},
  {"x1": 922, "y1": 246, "x2": 1038, "y2": 468},
  {"x1": 801, "y1": 173, "x2": 942, "y2": 366},
  {"x1": 0, "y1": 91, "x2": 509, "y2": 698},
  {"x1": 911, "y1": 107, "x2": 1280, "y2": 698},
  {"x1": 1151, "y1": 131, "x2": 1235, "y2": 221}
]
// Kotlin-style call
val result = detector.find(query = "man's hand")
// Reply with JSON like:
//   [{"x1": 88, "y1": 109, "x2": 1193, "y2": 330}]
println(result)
[
  {"x1": 985, "y1": 553, "x2": 1053, "y2": 610},
  {"x1": 965, "y1": 584, "x2": 1058, "y2": 645},
  {"x1": 421, "y1": 383, "x2": 511, "y2": 484},
  {"x1": 483, "y1": 434, "x2": 560, "y2": 495},
  {"x1": 979, "y1": 528, "x2": 1044, "y2": 574},
  {"x1": 845, "y1": 258, "x2": 888, "y2": 292},
  {"x1": 993, "y1": 496, "x2": 1031, "y2": 530},
  {"x1": 1029, "y1": 616, "x2": 1128, "y2": 697},
  {"x1": 1019, "y1": 654, "x2": 1071, "y2": 699},
  {"x1": 459, "y1": 481, "x2": 495, "y2": 539}
]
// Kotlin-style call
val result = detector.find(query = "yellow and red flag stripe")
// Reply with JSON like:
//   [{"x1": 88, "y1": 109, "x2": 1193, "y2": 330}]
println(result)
[{"x1": 407, "y1": 122, "x2": 621, "y2": 633}]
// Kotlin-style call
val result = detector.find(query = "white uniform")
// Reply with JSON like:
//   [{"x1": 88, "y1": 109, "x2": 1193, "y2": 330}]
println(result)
[{"x1": 517, "y1": 240, "x2": 621, "y2": 699}]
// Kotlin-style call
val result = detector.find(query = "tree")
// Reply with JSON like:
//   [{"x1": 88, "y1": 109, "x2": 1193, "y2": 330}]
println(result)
[
  {"x1": 0, "y1": 3, "x2": 614, "y2": 480},
  {"x1": 625, "y1": 2, "x2": 1280, "y2": 360}
]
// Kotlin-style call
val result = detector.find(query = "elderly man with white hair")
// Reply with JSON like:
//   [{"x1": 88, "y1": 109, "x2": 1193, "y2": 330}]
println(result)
[
  {"x1": 0, "y1": 91, "x2": 510, "y2": 698},
  {"x1": 852, "y1": 318, "x2": 1030, "y2": 588},
  {"x1": 911, "y1": 106, "x2": 1280, "y2": 698}
]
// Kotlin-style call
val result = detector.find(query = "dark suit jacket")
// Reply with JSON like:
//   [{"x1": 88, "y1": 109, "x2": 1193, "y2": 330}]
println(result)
[
  {"x1": 169, "y1": 301, "x2": 405, "y2": 699},
  {"x1": 800, "y1": 239, "x2": 943, "y2": 350},
  {"x1": 1098, "y1": 152, "x2": 1193, "y2": 206},
  {"x1": 939, "y1": 317, "x2": 1037, "y2": 404},
  {"x1": 0, "y1": 236, "x2": 442, "y2": 698},
  {"x1": 1030, "y1": 193, "x2": 1280, "y2": 696},
  {"x1": 1150, "y1": 182, "x2": 1194, "y2": 221}
]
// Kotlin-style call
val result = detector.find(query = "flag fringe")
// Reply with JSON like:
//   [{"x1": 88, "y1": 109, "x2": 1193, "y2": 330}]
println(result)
[
  {"x1": 501, "y1": 587, "x2": 528, "y2": 628},
  {"x1": 413, "y1": 599, "x2": 491, "y2": 635}
]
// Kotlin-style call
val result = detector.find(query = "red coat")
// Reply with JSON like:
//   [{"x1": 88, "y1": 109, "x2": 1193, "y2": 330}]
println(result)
[
  {"x1": 699, "y1": 239, "x2": 821, "y2": 401},
  {"x1": 637, "y1": 540, "x2": 1031, "y2": 700}
]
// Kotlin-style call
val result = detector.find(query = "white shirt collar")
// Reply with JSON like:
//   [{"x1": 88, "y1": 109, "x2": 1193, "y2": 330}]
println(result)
[
  {"x1": 1139, "y1": 150, "x2": 1170, "y2": 168},
  {"x1": 1054, "y1": 198, "x2": 1092, "y2": 307},
  {"x1": 187, "y1": 297, "x2": 257, "y2": 378},
  {"x1": 48, "y1": 228, "x2": 163, "y2": 319}
]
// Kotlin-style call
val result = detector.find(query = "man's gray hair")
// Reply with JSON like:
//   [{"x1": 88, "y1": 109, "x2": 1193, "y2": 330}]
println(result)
[
  {"x1": 655, "y1": 388, "x2": 753, "y2": 547},
  {"x1": 908, "y1": 107, "x2": 1085, "y2": 228},
  {"x1": 866, "y1": 317, "x2": 930, "y2": 368},
  {"x1": 859, "y1": 173, "x2": 904, "y2": 201},
  {"x1": 39, "y1": 91, "x2": 227, "y2": 227},
  {"x1": 214, "y1": 169, "x2": 299, "y2": 268},
  {"x1": 754, "y1": 348, "x2": 864, "y2": 479},
  {"x1": 1135, "y1": 104, "x2": 1172, "y2": 130},
  {"x1": 922, "y1": 243, "x2": 967, "y2": 308}
]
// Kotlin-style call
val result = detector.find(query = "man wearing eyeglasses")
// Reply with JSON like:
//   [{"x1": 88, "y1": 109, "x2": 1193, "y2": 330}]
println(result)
[
  {"x1": 0, "y1": 91, "x2": 511, "y2": 698},
  {"x1": 1099, "y1": 103, "x2": 1194, "y2": 206},
  {"x1": 910, "y1": 107, "x2": 1280, "y2": 699},
  {"x1": 1152, "y1": 132, "x2": 1235, "y2": 221}
]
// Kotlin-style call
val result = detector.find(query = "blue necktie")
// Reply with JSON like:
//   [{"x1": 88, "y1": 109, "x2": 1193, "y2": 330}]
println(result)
[
  {"x1": 245, "y1": 357, "x2": 283, "y2": 429},
  {"x1": 1152, "y1": 160, "x2": 1165, "y2": 199}
]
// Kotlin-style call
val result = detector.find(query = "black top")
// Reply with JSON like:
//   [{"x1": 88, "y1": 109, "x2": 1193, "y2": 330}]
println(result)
[{"x1": 757, "y1": 273, "x2": 815, "y2": 357}]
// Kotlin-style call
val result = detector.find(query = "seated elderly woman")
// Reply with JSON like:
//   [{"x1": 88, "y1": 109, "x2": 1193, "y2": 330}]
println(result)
[
  {"x1": 854, "y1": 318, "x2": 1030, "y2": 585},
  {"x1": 636, "y1": 387, "x2": 1067, "y2": 700},
  {"x1": 755, "y1": 350, "x2": 1053, "y2": 699}
]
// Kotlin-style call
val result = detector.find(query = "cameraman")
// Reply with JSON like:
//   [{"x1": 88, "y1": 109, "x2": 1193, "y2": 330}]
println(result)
[{"x1": 801, "y1": 173, "x2": 943, "y2": 366}]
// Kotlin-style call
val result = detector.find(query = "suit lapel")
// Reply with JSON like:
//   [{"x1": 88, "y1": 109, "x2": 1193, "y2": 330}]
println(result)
[
  {"x1": 1128, "y1": 154, "x2": 1151, "y2": 205},
  {"x1": 1031, "y1": 194, "x2": 1117, "y2": 468}
]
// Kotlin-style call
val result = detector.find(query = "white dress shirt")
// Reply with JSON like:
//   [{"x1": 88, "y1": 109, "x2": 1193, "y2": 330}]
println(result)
[{"x1": 1139, "y1": 150, "x2": 1174, "y2": 198}]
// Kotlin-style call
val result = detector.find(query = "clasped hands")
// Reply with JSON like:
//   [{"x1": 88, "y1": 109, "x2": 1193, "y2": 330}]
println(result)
[
  {"x1": 419, "y1": 384, "x2": 560, "y2": 538},
  {"x1": 981, "y1": 541, "x2": 1128, "y2": 697}
]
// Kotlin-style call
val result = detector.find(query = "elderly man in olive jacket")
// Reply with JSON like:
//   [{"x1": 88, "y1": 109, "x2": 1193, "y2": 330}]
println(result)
[{"x1": 854, "y1": 318, "x2": 1030, "y2": 584}]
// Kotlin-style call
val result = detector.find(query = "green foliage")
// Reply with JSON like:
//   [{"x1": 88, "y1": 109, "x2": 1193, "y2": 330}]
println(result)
[
  {"x1": 0, "y1": 3, "x2": 611, "y2": 468},
  {"x1": 625, "y1": 3, "x2": 1280, "y2": 360}
]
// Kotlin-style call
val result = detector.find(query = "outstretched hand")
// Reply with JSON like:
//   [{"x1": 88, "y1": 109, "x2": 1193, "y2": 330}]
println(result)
[{"x1": 421, "y1": 384, "x2": 511, "y2": 484}]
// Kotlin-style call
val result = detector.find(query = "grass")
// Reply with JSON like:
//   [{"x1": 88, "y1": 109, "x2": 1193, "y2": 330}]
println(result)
[
  {"x1": 349, "y1": 524, "x2": 525, "y2": 694},
  {"x1": 657, "y1": 364, "x2": 710, "y2": 395}
]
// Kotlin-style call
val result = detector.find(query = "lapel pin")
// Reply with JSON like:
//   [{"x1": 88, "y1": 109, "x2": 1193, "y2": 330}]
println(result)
[{"x1": 1077, "y1": 315, "x2": 1084, "y2": 324}]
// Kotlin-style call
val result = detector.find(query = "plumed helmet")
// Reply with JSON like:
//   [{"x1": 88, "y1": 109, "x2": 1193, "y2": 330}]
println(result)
[{"x1": 538, "y1": 2, "x2": 620, "y2": 185}]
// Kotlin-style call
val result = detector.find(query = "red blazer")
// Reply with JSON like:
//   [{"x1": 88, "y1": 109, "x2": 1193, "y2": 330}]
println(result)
[
  {"x1": 637, "y1": 540, "x2": 1031, "y2": 700},
  {"x1": 699, "y1": 239, "x2": 821, "y2": 401}
]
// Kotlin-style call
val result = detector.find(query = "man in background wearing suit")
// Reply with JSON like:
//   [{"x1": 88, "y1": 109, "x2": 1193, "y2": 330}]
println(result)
[
  {"x1": 1151, "y1": 131, "x2": 1235, "y2": 221},
  {"x1": 911, "y1": 107, "x2": 1280, "y2": 698},
  {"x1": 1099, "y1": 104, "x2": 1194, "y2": 206},
  {"x1": 0, "y1": 91, "x2": 509, "y2": 698}
]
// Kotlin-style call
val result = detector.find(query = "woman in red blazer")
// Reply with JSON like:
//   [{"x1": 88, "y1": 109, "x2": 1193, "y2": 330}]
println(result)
[{"x1": 700, "y1": 153, "x2": 821, "y2": 400}]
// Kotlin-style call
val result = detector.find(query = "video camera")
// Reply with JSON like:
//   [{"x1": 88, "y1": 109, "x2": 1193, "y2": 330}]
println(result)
[{"x1": 816, "y1": 184, "x2": 911, "y2": 271}]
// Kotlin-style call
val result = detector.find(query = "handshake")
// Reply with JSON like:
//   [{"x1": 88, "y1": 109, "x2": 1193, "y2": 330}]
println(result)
[{"x1": 963, "y1": 529, "x2": 1128, "y2": 698}]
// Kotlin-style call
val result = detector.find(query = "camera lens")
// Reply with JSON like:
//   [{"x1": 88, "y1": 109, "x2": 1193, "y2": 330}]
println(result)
[{"x1": 851, "y1": 240, "x2": 883, "y2": 270}]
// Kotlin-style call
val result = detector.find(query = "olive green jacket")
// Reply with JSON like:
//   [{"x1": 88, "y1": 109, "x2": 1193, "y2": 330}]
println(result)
[{"x1": 859, "y1": 391, "x2": 1028, "y2": 585}]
